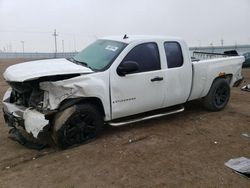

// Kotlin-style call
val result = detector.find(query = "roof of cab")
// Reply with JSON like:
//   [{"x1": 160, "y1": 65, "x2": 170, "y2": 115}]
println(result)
[{"x1": 100, "y1": 35, "x2": 183, "y2": 44}]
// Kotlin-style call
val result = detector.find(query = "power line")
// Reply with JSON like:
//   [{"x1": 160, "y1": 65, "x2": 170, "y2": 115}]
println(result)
[
  {"x1": 0, "y1": 29, "x2": 96, "y2": 38},
  {"x1": 0, "y1": 30, "x2": 51, "y2": 34}
]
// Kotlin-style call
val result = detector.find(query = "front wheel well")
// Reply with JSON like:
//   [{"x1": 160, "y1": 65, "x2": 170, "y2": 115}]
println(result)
[{"x1": 59, "y1": 97, "x2": 105, "y2": 117}]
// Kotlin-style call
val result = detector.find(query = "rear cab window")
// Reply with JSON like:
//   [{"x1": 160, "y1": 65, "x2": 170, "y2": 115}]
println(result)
[{"x1": 164, "y1": 42, "x2": 184, "y2": 68}]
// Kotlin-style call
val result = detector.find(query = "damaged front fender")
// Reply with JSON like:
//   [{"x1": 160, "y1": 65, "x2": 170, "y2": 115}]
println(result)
[{"x1": 40, "y1": 73, "x2": 111, "y2": 120}]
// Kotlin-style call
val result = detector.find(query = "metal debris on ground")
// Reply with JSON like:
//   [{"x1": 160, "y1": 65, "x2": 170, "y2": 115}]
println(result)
[
  {"x1": 124, "y1": 136, "x2": 149, "y2": 145},
  {"x1": 242, "y1": 133, "x2": 250, "y2": 140},
  {"x1": 241, "y1": 84, "x2": 250, "y2": 92},
  {"x1": 225, "y1": 157, "x2": 250, "y2": 178}
]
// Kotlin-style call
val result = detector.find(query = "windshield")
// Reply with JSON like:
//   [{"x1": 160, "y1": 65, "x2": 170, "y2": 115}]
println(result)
[{"x1": 73, "y1": 39, "x2": 127, "y2": 70}]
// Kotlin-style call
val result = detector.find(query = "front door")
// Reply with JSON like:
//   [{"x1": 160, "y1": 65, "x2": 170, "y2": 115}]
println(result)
[{"x1": 110, "y1": 42, "x2": 165, "y2": 119}]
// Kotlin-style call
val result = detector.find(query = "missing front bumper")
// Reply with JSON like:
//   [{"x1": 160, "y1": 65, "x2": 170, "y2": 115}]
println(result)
[
  {"x1": 2, "y1": 99, "x2": 50, "y2": 137},
  {"x1": 2, "y1": 105, "x2": 52, "y2": 150},
  {"x1": 8, "y1": 128, "x2": 48, "y2": 150}
]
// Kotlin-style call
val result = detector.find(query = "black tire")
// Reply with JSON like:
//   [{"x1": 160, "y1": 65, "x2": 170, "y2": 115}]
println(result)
[
  {"x1": 203, "y1": 78, "x2": 230, "y2": 111},
  {"x1": 52, "y1": 103, "x2": 104, "y2": 149}
]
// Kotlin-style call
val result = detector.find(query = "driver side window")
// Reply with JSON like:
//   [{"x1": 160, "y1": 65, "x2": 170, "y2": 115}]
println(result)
[{"x1": 122, "y1": 43, "x2": 161, "y2": 73}]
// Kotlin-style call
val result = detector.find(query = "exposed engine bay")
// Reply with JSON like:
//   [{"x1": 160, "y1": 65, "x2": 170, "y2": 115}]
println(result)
[{"x1": 8, "y1": 74, "x2": 80, "y2": 112}]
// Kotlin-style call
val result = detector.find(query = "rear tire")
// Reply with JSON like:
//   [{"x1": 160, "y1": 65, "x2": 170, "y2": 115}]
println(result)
[
  {"x1": 203, "y1": 78, "x2": 230, "y2": 111},
  {"x1": 52, "y1": 104, "x2": 104, "y2": 149}
]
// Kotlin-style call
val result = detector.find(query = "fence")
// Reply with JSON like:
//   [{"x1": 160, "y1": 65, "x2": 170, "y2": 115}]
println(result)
[{"x1": 0, "y1": 52, "x2": 78, "y2": 59}]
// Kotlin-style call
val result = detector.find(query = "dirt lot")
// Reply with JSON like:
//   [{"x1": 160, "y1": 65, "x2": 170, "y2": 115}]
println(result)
[{"x1": 0, "y1": 59, "x2": 249, "y2": 188}]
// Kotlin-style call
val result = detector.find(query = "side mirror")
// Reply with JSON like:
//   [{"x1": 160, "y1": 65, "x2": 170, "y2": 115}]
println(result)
[{"x1": 117, "y1": 61, "x2": 139, "y2": 76}]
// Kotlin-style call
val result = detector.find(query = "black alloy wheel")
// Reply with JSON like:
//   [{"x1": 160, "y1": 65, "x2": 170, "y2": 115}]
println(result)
[
  {"x1": 203, "y1": 78, "x2": 230, "y2": 111},
  {"x1": 53, "y1": 104, "x2": 104, "y2": 149}
]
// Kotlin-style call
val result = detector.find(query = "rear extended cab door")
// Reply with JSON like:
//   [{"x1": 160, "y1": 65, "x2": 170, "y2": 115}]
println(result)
[
  {"x1": 109, "y1": 40, "x2": 167, "y2": 120},
  {"x1": 160, "y1": 40, "x2": 193, "y2": 107}
]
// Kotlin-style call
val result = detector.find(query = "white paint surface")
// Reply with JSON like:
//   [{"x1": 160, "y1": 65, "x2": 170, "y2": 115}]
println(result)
[{"x1": 3, "y1": 58, "x2": 93, "y2": 82}]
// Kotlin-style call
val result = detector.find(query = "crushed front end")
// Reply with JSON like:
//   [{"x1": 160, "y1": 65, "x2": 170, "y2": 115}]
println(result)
[
  {"x1": 1, "y1": 58, "x2": 95, "y2": 149},
  {"x1": 2, "y1": 83, "x2": 52, "y2": 149}
]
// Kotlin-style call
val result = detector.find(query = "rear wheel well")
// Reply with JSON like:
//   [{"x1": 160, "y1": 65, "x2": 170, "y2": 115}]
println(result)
[
  {"x1": 203, "y1": 77, "x2": 230, "y2": 111},
  {"x1": 205, "y1": 75, "x2": 232, "y2": 98},
  {"x1": 59, "y1": 97, "x2": 105, "y2": 117},
  {"x1": 214, "y1": 74, "x2": 232, "y2": 85}
]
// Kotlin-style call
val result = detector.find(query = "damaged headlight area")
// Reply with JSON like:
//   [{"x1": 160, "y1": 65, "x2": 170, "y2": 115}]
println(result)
[
  {"x1": 7, "y1": 74, "x2": 80, "y2": 111},
  {"x1": 9, "y1": 82, "x2": 45, "y2": 111}
]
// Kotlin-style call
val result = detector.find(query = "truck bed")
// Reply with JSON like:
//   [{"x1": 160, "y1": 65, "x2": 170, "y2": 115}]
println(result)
[{"x1": 188, "y1": 56, "x2": 245, "y2": 101}]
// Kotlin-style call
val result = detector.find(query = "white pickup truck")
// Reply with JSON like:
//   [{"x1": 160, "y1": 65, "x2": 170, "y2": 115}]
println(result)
[{"x1": 2, "y1": 35, "x2": 244, "y2": 149}]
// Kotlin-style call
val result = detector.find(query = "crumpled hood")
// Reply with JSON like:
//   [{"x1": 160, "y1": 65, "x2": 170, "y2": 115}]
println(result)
[{"x1": 3, "y1": 58, "x2": 93, "y2": 82}]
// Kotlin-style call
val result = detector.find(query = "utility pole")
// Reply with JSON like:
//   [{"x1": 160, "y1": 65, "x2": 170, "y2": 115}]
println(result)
[
  {"x1": 73, "y1": 36, "x2": 76, "y2": 52},
  {"x1": 62, "y1": 40, "x2": 64, "y2": 53},
  {"x1": 21, "y1": 41, "x2": 24, "y2": 54},
  {"x1": 220, "y1": 38, "x2": 224, "y2": 47},
  {"x1": 210, "y1": 42, "x2": 214, "y2": 53},
  {"x1": 8, "y1": 43, "x2": 12, "y2": 52},
  {"x1": 198, "y1": 40, "x2": 201, "y2": 47},
  {"x1": 235, "y1": 41, "x2": 238, "y2": 49},
  {"x1": 52, "y1": 29, "x2": 58, "y2": 58}
]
